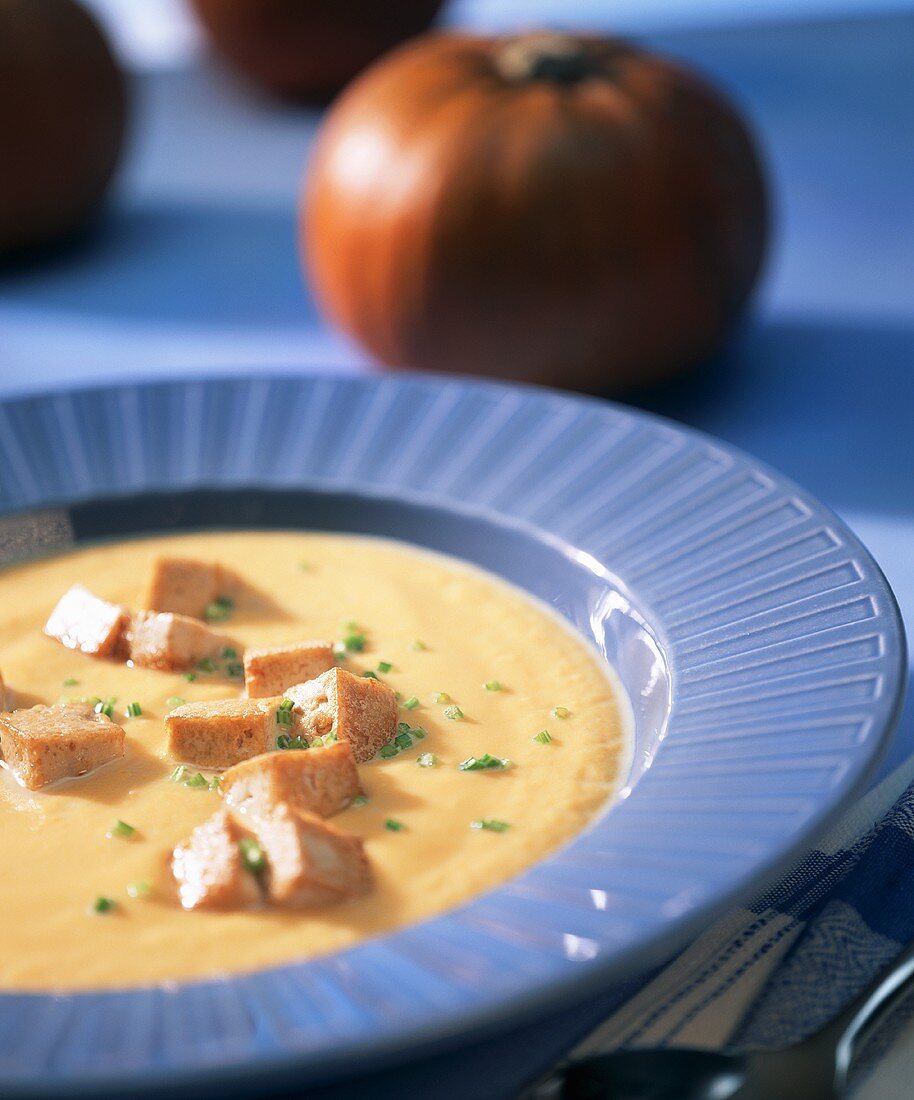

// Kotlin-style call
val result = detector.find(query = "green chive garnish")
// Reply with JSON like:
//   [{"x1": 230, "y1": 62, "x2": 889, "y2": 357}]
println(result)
[
  {"x1": 471, "y1": 819, "x2": 510, "y2": 832},
  {"x1": 94, "y1": 701, "x2": 114, "y2": 719},
  {"x1": 108, "y1": 819, "x2": 136, "y2": 839},
  {"x1": 80, "y1": 696, "x2": 102, "y2": 706},
  {"x1": 412, "y1": 639, "x2": 428, "y2": 651},
  {"x1": 379, "y1": 744, "x2": 399, "y2": 758},
  {"x1": 170, "y1": 765, "x2": 187, "y2": 782},
  {"x1": 351, "y1": 794, "x2": 369, "y2": 807},
  {"x1": 458, "y1": 753, "x2": 511, "y2": 772},
  {"x1": 126, "y1": 881, "x2": 151, "y2": 899},
  {"x1": 403, "y1": 696, "x2": 420, "y2": 711},
  {"x1": 204, "y1": 596, "x2": 234, "y2": 623},
  {"x1": 298, "y1": 560, "x2": 312, "y2": 571},
  {"x1": 443, "y1": 705, "x2": 464, "y2": 721},
  {"x1": 343, "y1": 632, "x2": 366, "y2": 652},
  {"x1": 277, "y1": 734, "x2": 309, "y2": 750},
  {"x1": 196, "y1": 658, "x2": 216, "y2": 674},
  {"x1": 209, "y1": 775, "x2": 222, "y2": 791},
  {"x1": 226, "y1": 662, "x2": 244, "y2": 679},
  {"x1": 385, "y1": 818, "x2": 406, "y2": 832},
  {"x1": 278, "y1": 698, "x2": 294, "y2": 710},
  {"x1": 185, "y1": 772, "x2": 209, "y2": 789},
  {"x1": 221, "y1": 646, "x2": 237, "y2": 660},
  {"x1": 394, "y1": 732, "x2": 413, "y2": 749},
  {"x1": 126, "y1": 702, "x2": 142, "y2": 718},
  {"x1": 276, "y1": 701, "x2": 294, "y2": 727},
  {"x1": 377, "y1": 661, "x2": 393, "y2": 674},
  {"x1": 315, "y1": 732, "x2": 338, "y2": 747},
  {"x1": 238, "y1": 837, "x2": 266, "y2": 875},
  {"x1": 484, "y1": 680, "x2": 502, "y2": 692},
  {"x1": 362, "y1": 670, "x2": 379, "y2": 680},
  {"x1": 552, "y1": 706, "x2": 571, "y2": 720},
  {"x1": 434, "y1": 692, "x2": 451, "y2": 704},
  {"x1": 62, "y1": 676, "x2": 78, "y2": 687},
  {"x1": 92, "y1": 896, "x2": 117, "y2": 913},
  {"x1": 183, "y1": 671, "x2": 197, "y2": 682},
  {"x1": 417, "y1": 753, "x2": 438, "y2": 768},
  {"x1": 533, "y1": 730, "x2": 553, "y2": 745},
  {"x1": 166, "y1": 696, "x2": 185, "y2": 709}
]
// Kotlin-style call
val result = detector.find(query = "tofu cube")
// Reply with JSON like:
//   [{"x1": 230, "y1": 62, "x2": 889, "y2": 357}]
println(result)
[
  {"x1": 126, "y1": 610, "x2": 235, "y2": 672},
  {"x1": 222, "y1": 742, "x2": 361, "y2": 819},
  {"x1": 254, "y1": 805, "x2": 371, "y2": 907},
  {"x1": 44, "y1": 585, "x2": 128, "y2": 658},
  {"x1": 0, "y1": 703, "x2": 125, "y2": 790},
  {"x1": 142, "y1": 557, "x2": 230, "y2": 619},
  {"x1": 171, "y1": 809, "x2": 263, "y2": 911},
  {"x1": 166, "y1": 697, "x2": 283, "y2": 769},
  {"x1": 243, "y1": 641, "x2": 335, "y2": 698},
  {"x1": 285, "y1": 668, "x2": 397, "y2": 763}
]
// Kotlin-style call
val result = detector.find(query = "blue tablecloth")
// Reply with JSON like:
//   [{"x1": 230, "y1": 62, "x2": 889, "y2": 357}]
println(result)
[{"x1": 0, "y1": 8, "x2": 911, "y2": 1097}]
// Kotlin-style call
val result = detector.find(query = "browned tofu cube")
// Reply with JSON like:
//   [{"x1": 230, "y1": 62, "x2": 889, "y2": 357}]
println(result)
[
  {"x1": 166, "y1": 697, "x2": 283, "y2": 769},
  {"x1": 243, "y1": 641, "x2": 335, "y2": 698},
  {"x1": 142, "y1": 557, "x2": 231, "y2": 619},
  {"x1": 171, "y1": 809, "x2": 263, "y2": 911},
  {"x1": 285, "y1": 668, "x2": 397, "y2": 763},
  {"x1": 126, "y1": 610, "x2": 235, "y2": 672},
  {"x1": 0, "y1": 703, "x2": 125, "y2": 790},
  {"x1": 222, "y1": 742, "x2": 361, "y2": 819},
  {"x1": 254, "y1": 805, "x2": 371, "y2": 907},
  {"x1": 44, "y1": 585, "x2": 128, "y2": 658}
]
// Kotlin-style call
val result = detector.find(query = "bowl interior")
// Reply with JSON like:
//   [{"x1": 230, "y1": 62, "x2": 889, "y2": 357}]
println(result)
[{"x1": 3, "y1": 485, "x2": 670, "y2": 800}]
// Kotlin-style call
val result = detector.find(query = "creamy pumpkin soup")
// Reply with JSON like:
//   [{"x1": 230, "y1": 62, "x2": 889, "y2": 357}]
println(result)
[{"x1": 0, "y1": 531, "x2": 628, "y2": 991}]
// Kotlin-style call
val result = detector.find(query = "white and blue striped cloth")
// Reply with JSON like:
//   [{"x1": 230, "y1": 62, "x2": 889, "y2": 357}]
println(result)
[{"x1": 574, "y1": 753, "x2": 914, "y2": 1093}]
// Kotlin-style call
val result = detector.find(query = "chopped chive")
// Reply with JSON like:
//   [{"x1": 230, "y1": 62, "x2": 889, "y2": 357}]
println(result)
[
  {"x1": 126, "y1": 881, "x2": 151, "y2": 899},
  {"x1": 126, "y1": 702, "x2": 142, "y2": 718},
  {"x1": 378, "y1": 744, "x2": 399, "y2": 759},
  {"x1": 185, "y1": 772, "x2": 209, "y2": 789},
  {"x1": 204, "y1": 596, "x2": 234, "y2": 623},
  {"x1": 412, "y1": 725, "x2": 427, "y2": 740},
  {"x1": 62, "y1": 676, "x2": 78, "y2": 687},
  {"x1": 183, "y1": 671, "x2": 197, "y2": 682},
  {"x1": 221, "y1": 646, "x2": 238, "y2": 660},
  {"x1": 80, "y1": 696, "x2": 101, "y2": 706},
  {"x1": 533, "y1": 730, "x2": 553, "y2": 745},
  {"x1": 434, "y1": 692, "x2": 451, "y2": 704},
  {"x1": 108, "y1": 819, "x2": 136, "y2": 839},
  {"x1": 417, "y1": 752, "x2": 438, "y2": 768},
  {"x1": 471, "y1": 819, "x2": 510, "y2": 832},
  {"x1": 362, "y1": 670, "x2": 379, "y2": 680},
  {"x1": 397, "y1": 721, "x2": 413, "y2": 734},
  {"x1": 170, "y1": 765, "x2": 187, "y2": 783},
  {"x1": 484, "y1": 680, "x2": 502, "y2": 692},
  {"x1": 298, "y1": 560, "x2": 312, "y2": 571},
  {"x1": 394, "y1": 732, "x2": 413, "y2": 750},
  {"x1": 402, "y1": 696, "x2": 420, "y2": 711},
  {"x1": 385, "y1": 818, "x2": 406, "y2": 832},
  {"x1": 315, "y1": 732, "x2": 338, "y2": 747},
  {"x1": 443, "y1": 705, "x2": 464, "y2": 721},
  {"x1": 342, "y1": 620, "x2": 360, "y2": 631},
  {"x1": 394, "y1": 691, "x2": 402, "y2": 701},
  {"x1": 458, "y1": 753, "x2": 511, "y2": 772},
  {"x1": 276, "y1": 707, "x2": 294, "y2": 727},
  {"x1": 196, "y1": 658, "x2": 216, "y2": 674},
  {"x1": 412, "y1": 639, "x2": 428, "y2": 651},
  {"x1": 552, "y1": 706, "x2": 571, "y2": 720},
  {"x1": 94, "y1": 700, "x2": 114, "y2": 719},
  {"x1": 342, "y1": 632, "x2": 366, "y2": 652},
  {"x1": 226, "y1": 662, "x2": 244, "y2": 679},
  {"x1": 351, "y1": 794, "x2": 369, "y2": 807},
  {"x1": 238, "y1": 836, "x2": 266, "y2": 875},
  {"x1": 209, "y1": 775, "x2": 222, "y2": 791},
  {"x1": 278, "y1": 698, "x2": 294, "y2": 711},
  {"x1": 277, "y1": 734, "x2": 309, "y2": 750},
  {"x1": 166, "y1": 696, "x2": 185, "y2": 709},
  {"x1": 92, "y1": 896, "x2": 117, "y2": 913},
  {"x1": 377, "y1": 661, "x2": 393, "y2": 674}
]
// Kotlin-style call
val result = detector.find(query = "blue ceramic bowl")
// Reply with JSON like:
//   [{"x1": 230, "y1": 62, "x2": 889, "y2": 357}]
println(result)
[{"x1": 0, "y1": 375, "x2": 905, "y2": 1097}]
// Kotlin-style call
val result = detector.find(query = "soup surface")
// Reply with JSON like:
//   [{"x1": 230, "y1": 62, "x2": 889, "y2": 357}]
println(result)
[{"x1": 0, "y1": 531, "x2": 628, "y2": 991}]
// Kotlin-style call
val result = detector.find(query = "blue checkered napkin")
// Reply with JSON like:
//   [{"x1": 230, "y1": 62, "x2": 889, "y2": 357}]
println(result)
[{"x1": 572, "y1": 752, "x2": 914, "y2": 1091}]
